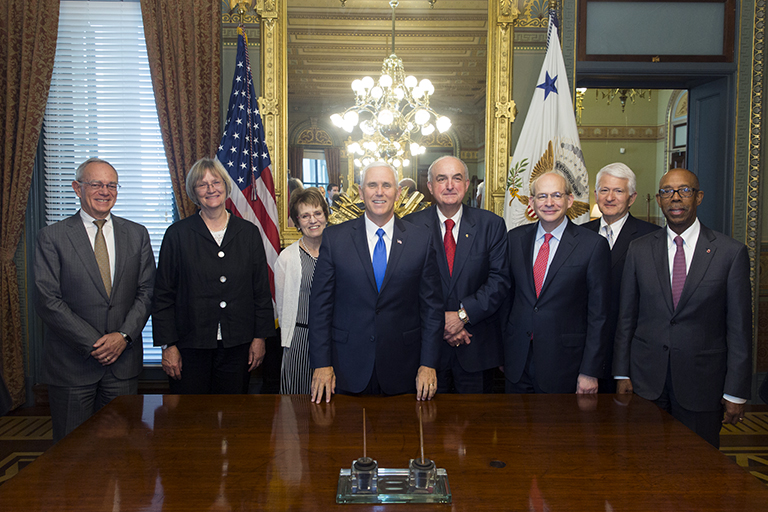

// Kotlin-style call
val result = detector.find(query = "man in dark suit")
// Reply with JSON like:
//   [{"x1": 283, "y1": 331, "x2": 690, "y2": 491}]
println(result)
[
  {"x1": 583, "y1": 163, "x2": 660, "y2": 392},
  {"x1": 504, "y1": 171, "x2": 611, "y2": 394},
  {"x1": 614, "y1": 168, "x2": 751, "y2": 447},
  {"x1": 405, "y1": 156, "x2": 509, "y2": 393},
  {"x1": 309, "y1": 161, "x2": 443, "y2": 402},
  {"x1": 34, "y1": 158, "x2": 155, "y2": 441}
]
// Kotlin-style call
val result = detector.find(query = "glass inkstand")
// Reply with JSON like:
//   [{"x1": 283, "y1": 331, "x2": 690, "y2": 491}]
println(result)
[{"x1": 351, "y1": 456, "x2": 378, "y2": 493}]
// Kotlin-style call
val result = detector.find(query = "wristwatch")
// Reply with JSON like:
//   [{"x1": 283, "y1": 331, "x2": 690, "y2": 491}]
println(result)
[
  {"x1": 118, "y1": 331, "x2": 133, "y2": 348},
  {"x1": 457, "y1": 308, "x2": 469, "y2": 324}
]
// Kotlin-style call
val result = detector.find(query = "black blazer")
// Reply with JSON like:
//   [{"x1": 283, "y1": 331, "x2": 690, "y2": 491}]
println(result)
[
  {"x1": 152, "y1": 212, "x2": 275, "y2": 349},
  {"x1": 504, "y1": 219, "x2": 611, "y2": 392},
  {"x1": 582, "y1": 214, "x2": 661, "y2": 344},
  {"x1": 404, "y1": 205, "x2": 510, "y2": 372},
  {"x1": 613, "y1": 224, "x2": 752, "y2": 411},
  {"x1": 308, "y1": 215, "x2": 444, "y2": 395}
]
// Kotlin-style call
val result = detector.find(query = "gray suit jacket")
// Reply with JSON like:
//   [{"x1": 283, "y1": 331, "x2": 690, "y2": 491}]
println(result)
[
  {"x1": 34, "y1": 212, "x2": 155, "y2": 387},
  {"x1": 613, "y1": 223, "x2": 752, "y2": 411}
]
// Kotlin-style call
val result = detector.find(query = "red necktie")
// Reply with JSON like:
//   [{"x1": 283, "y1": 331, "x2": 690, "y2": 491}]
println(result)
[
  {"x1": 671, "y1": 235, "x2": 686, "y2": 309},
  {"x1": 533, "y1": 233, "x2": 553, "y2": 298},
  {"x1": 444, "y1": 219, "x2": 456, "y2": 275}
]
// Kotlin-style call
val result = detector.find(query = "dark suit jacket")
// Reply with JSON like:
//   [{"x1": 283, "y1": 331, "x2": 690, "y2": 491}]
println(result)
[
  {"x1": 152, "y1": 212, "x2": 275, "y2": 349},
  {"x1": 404, "y1": 205, "x2": 510, "y2": 372},
  {"x1": 308, "y1": 215, "x2": 444, "y2": 395},
  {"x1": 582, "y1": 214, "x2": 660, "y2": 349},
  {"x1": 504, "y1": 219, "x2": 611, "y2": 393},
  {"x1": 34, "y1": 212, "x2": 155, "y2": 387},
  {"x1": 613, "y1": 223, "x2": 752, "y2": 411}
]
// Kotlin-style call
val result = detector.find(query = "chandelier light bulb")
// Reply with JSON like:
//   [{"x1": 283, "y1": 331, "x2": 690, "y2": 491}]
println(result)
[
  {"x1": 371, "y1": 86, "x2": 383, "y2": 99},
  {"x1": 348, "y1": 142, "x2": 361, "y2": 154},
  {"x1": 393, "y1": 158, "x2": 401, "y2": 167},
  {"x1": 436, "y1": 116, "x2": 452, "y2": 133},
  {"x1": 354, "y1": 159, "x2": 362, "y2": 167},
  {"x1": 394, "y1": 141, "x2": 401, "y2": 150},
  {"x1": 412, "y1": 86, "x2": 424, "y2": 99},
  {"x1": 343, "y1": 122, "x2": 354, "y2": 133},
  {"x1": 396, "y1": 149, "x2": 404, "y2": 156},
  {"x1": 419, "y1": 79, "x2": 435, "y2": 95},
  {"x1": 414, "y1": 109, "x2": 430, "y2": 126},
  {"x1": 378, "y1": 109, "x2": 394, "y2": 125},
  {"x1": 394, "y1": 87, "x2": 404, "y2": 100},
  {"x1": 421, "y1": 123, "x2": 435, "y2": 136},
  {"x1": 360, "y1": 121, "x2": 375, "y2": 135},
  {"x1": 344, "y1": 111, "x2": 359, "y2": 127},
  {"x1": 361, "y1": 76, "x2": 375, "y2": 90},
  {"x1": 404, "y1": 75, "x2": 417, "y2": 88},
  {"x1": 380, "y1": 74, "x2": 393, "y2": 88},
  {"x1": 410, "y1": 142, "x2": 421, "y2": 154},
  {"x1": 351, "y1": 79, "x2": 362, "y2": 93},
  {"x1": 403, "y1": 158, "x2": 410, "y2": 167},
  {"x1": 330, "y1": 114, "x2": 344, "y2": 127}
]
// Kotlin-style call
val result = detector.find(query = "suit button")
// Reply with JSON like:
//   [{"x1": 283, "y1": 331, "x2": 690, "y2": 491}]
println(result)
[
  {"x1": 670, "y1": 320, "x2": 677, "y2": 325},
  {"x1": 218, "y1": 251, "x2": 225, "y2": 258},
  {"x1": 220, "y1": 301, "x2": 227, "y2": 308},
  {"x1": 663, "y1": 346, "x2": 669, "y2": 351},
  {"x1": 533, "y1": 307, "x2": 538, "y2": 312},
  {"x1": 220, "y1": 276, "x2": 227, "y2": 283},
  {"x1": 370, "y1": 336, "x2": 375, "y2": 342}
]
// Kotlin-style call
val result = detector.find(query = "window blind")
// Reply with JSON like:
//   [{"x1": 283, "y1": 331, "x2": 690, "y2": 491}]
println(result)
[{"x1": 43, "y1": 0, "x2": 174, "y2": 364}]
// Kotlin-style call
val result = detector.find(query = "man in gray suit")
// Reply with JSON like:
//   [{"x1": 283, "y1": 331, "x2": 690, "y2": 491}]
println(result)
[
  {"x1": 35, "y1": 158, "x2": 155, "y2": 441},
  {"x1": 614, "y1": 168, "x2": 751, "y2": 447}
]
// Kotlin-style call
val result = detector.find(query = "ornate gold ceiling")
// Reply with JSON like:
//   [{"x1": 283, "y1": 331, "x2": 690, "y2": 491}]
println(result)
[{"x1": 286, "y1": 0, "x2": 489, "y2": 119}]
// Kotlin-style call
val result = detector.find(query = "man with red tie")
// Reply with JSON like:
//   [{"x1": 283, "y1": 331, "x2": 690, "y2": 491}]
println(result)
[
  {"x1": 405, "y1": 156, "x2": 510, "y2": 393},
  {"x1": 503, "y1": 171, "x2": 611, "y2": 394}
]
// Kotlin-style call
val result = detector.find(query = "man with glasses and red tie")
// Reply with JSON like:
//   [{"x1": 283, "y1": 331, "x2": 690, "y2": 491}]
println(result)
[
  {"x1": 34, "y1": 158, "x2": 155, "y2": 441},
  {"x1": 613, "y1": 168, "x2": 751, "y2": 447},
  {"x1": 405, "y1": 156, "x2": 510, "y2": 393},
  {"x1": 503, "y1": 171, "x2": 611, "y2": 394}
]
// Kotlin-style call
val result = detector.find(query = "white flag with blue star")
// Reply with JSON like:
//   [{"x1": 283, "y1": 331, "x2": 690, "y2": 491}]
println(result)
[{"x1": 503, "y1": 12, "x2": 590, "y2": 229}]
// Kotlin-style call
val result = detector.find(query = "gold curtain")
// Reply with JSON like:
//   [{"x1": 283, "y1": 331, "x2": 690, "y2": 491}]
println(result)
[
  {"x1": 141, "y1": 0, "x2": 221, "y2": 219},
  {"x1": 0, "y1": 0, "x2": 60, "y2": 408}
]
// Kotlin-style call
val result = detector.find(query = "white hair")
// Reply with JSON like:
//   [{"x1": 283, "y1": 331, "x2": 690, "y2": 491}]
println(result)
[
  {"x1": 361, "y1": 161, "x2": 398, "y2": 185},
  {"x1": 595, "y1": 162, "x2": 637, "y2": 195}
]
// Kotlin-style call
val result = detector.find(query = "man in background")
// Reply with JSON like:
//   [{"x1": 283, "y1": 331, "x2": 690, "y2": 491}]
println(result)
[
  {"x1": 34, "y1": 158, "x2": 155, "y2": 441},
  {"x1": 583, "y1": 163, "x2": 660, "y2": 391}
]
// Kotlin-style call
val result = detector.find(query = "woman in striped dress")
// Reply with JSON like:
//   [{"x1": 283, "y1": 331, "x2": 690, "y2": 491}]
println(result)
[{"x1": 275, "y1": 187, "x2": 329, "y2": 394}]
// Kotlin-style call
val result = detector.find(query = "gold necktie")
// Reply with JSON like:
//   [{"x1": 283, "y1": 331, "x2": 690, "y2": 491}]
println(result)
[{"x1": 94, "y1": 220, "x2": 112, "y2": 295}]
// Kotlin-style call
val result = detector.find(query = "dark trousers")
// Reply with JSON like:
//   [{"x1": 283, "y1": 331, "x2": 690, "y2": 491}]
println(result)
[
  {"x1": 505, "y1": 342, "x2": 545, "y2": 394},
  {"x1": 169, "y1": 342, "x2": 251, "y2": 395},
  {"x1": 654, "y1": 362, "x2": 724, "y2": 448},
  {"x1": 438, "y1": 350, "x2": 495, "y2": 393},
  {"x1": 49, "y1": 372, "x2": 137, "y2": 442}
]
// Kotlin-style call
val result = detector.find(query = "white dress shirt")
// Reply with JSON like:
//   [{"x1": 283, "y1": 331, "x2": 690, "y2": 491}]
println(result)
[
  {"x1": 79, "y1": 209, "x2": 115, "y2": 284},
  {"x1": 364, "y1": 214, "x2": 395, "y2": 261},
  {"x1": 600, "y1": 212, "x2": 630, "y2": 248},
  {"x1": 435, "y1": 205, "x2": 463, "y2": 241},
  {"x1": 534, "y1": 218, "x2": 568, "y2": 284}
]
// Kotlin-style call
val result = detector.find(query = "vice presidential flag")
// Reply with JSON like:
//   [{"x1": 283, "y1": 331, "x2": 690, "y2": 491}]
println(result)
[
  {"x1": 217, "y1": 27, "x2": 280, "y2": 300},
  {"x1": 503, "y1": 11, "x2": 590, "y2": 230}
]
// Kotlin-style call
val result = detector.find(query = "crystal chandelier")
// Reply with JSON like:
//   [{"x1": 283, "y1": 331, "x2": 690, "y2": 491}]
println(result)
[{"x1": 330, "y1": 0, "x2": 451, "y2": 170}]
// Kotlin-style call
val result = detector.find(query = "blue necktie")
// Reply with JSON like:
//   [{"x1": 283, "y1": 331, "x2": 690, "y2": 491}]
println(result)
[{"x1": 372, "y1": 228, "x2": 387, "y2": 291}]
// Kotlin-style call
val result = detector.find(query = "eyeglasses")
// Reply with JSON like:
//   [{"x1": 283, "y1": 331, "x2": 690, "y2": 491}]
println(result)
[
  {"x1": 79, "y1": 181, "x2": 120, "y2": 192},
  {"x1": 298, "y1": 211, "x2": 325, "y2": 222},
  {"x1": 534, "y1": 192, "x2": 565, "y2": 202},
  {"x1": 658, "y1": 187, "x2": 696, "y2": 199},
  {"x1": 195, "y1": 180, "x2": 223, "y2": 191}
]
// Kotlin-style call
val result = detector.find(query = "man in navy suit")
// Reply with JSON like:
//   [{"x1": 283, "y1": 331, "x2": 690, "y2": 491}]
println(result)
[
  {"x1": 309, "y1": 161, "x2": 444, "y2": 403},
  {"x1": 405, "y1": 156, "x2": 509, "y2": 393},
  {"x1": 614, "y1": 168, "x2": 751, "y2": 447},
  {"x1": 583, "y1": 163, "x2": 660, "y2": 392},
  {"x1": 504, "y1": 171, "x2": 611, "y2": 394}
]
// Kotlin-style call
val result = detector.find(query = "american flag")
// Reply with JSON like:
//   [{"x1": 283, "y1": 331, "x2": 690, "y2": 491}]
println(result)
[{"x1": 217, "y1": 27, "x2": 280, "y2": 300}]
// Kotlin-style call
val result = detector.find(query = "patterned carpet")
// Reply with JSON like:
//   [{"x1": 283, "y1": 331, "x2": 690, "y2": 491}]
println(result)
[{"x1": 2, "y1": 404, "x2": 768, "y2": 487}]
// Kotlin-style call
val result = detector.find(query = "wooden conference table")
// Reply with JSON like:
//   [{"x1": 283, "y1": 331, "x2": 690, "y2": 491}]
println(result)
[{"x1": 1, "y1": 394, "x2": 767, "y2": 511}]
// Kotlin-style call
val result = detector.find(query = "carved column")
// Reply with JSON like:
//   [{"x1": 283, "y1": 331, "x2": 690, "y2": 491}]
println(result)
[
  {"x1": 484, "y1": 0, "x2": 518, "y2": 215},
  {"x1": 256, "y1": 0, "x2": 291, "y2": 246}
]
